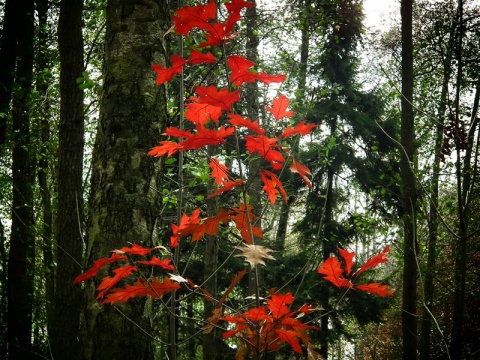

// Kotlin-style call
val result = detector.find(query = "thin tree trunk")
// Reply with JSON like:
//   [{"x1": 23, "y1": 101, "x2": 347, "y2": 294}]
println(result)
[
  {"x1": 81, "y1": 1, "x2": 168, "y2": 359},
  {"x1": 0, "y1": 0, "x2": 23, "y2": 151},
  {"x1": 6, "y1": 0, "x2": 36, "y2": 357},
  {"x1": 50, "y1": 1, "x2": 85, "y2": 358},
  {"x1": 35, "y1": 0, "x2": 55, "y2": 345},
  {"x1": 419, "y1": 14, "x2": 457, "y2": 356},
  {"x1": 400, "y1": 1, "x2": 418, "y2": 359},
  {"x1": 0, "y1": 220, "x2": 7, "y2": 358}
]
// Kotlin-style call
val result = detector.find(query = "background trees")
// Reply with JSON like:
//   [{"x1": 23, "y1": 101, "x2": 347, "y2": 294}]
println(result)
[{"x1": 0, "y1": 0, "x2": 479, "y2": 359}]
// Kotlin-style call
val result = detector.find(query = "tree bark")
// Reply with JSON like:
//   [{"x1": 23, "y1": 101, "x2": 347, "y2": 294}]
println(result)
[
  {"x1": 81, "y1": 1, "x2": 169, "y2": 359},
  {"x1": 50, "y1": 1, "x2": 85, "y2": 359},
  {"x1": 6, "y1": 0, "x2": 36, "y2": 357},
  {"x1": 0, "y1": 0, "x2": 23, "y2": 150},
  {"x1": 400, "y1": 1, "x2": 418, "y2": 359}
]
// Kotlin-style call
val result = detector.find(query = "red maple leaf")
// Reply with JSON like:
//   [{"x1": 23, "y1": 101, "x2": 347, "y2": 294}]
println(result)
[
  {"x1": 356, "y1": 245, "x2": 390, "y2": 276},
  {"x1": 137, "y1": 256, "x2": 175, "y2": 270},
  {"x1": 338, "y1": 248, "x2": 355, "y2": 276},
  {"x1": 227, "y1": 55, "x2": 257, "y2": 86},
  {"x1": 289, "y1": 157, "x2": 312, "y2": 188},
  {"x1": 231, "y1": 203, "x2": 263, "y2": 244},
  {"x1": 185, "y1": 96, "x2": 223, "y2": 125},
  {"x1": 280, "y1": 120, "x2": 316, "y2": 138},
  {"x1": 260, "y1": 170, "x2": 287, "y2": 204},
  {"x1": 73, "y1": 253, "x2": 127, "y2": 284},
  {"x1": 255, "y1": 72, "x2": 286, "y2": 85},
  {"x1": 151, "y1": 55, "x2": 187, "y2": 85},
  {"x1": 224, "y1": 0, "x2": 255, "y2": 34},
  {"x1": 207, "y1": 179, "x2": 244, "y2": 199},
  {"x1": 276, "y1": 329, "x2": 302, "y2": 354},
  {"x1": 172, "y1": 1, "x2": 217, "y2": 36},
  {"x1": 96, "y1": 265, "x2": 138, "y2": 299},
  {"x1": 317, "y1": 257, "x2": 351, "y2": 288},
  {"x1": 355, "y1": 283, "x2": 393, "y2": 297},
  {"x1": 147, "y1": 141, "x2": 183, "y2": 158},
  {"x1": 228, "y1": 114, "x2": 264, "y2": 135},
  {"x1": 265, "y1": 95, "x2": 295, "y2": 120},
  {"x1": 100, "y1": 276, "x2": 181, "y2": 304},
  {"x1": 175, "y1": 208, "x2": 232, "y2": 242},
  {"x1": 115, "y1": 243, "x2": 154, "y2": 256},
  {"x1": 209, "y1": 158, "x2": 230, "y2": 185},
  {"x1": 188, "y1": 49, "x2": 217, "y2": 64},
  {"x1": 267, "y1": 292, "x2": 294, "y2": 319},
  {"x1": 181, "y1": 125, "x2": 234, "y2": 151},
  {"x1": 165, "y1": 127, "x2": 193, "y2": 139},
  {"x1": 171, "y1": 209, "x2": 201, "y2": 248},
  {"x1": 195, "y1": 85, "x2": 240, "y2": 111},
  {"x1": 245, "y1": 135, "x2": 285, "y2": 170},
  {"x1": 227, "y1": 55, "x2": 286, "y2": 86}
]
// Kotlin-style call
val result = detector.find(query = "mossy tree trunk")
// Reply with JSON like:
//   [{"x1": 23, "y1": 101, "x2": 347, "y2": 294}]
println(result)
[{"x1": 81, "y1": 1, "x2": 169, "y2": 359}]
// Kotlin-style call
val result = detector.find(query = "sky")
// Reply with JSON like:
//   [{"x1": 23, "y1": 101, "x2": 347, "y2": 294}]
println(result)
[{"x1": 363, "y1": 0, "x2": 399, "y2": 31}]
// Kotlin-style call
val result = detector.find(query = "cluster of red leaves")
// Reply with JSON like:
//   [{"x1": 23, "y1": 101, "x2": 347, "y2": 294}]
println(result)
[
  {"x1": 169, "y1": 203, "x2": 262, "y2": 248},
  {"x1": 220, "y1": 291, "x2": 320, "y2": 357},
  {"x1": 73, "y1": 244, "x2": 180, "y2": 304},
  {"x1": 74, "y1": 1, "x2": 393, "y2": 358},
  {"x1": 317, "y1": 246, "x2": 393, "y2": 297},
  {"x1": 149, "y1": 0, "x2": 316, "y2": 210}
]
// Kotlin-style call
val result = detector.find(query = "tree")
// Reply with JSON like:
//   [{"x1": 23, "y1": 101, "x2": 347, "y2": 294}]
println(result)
[
  {"x1": 50, "y1": 0, "x2": 85, "y2": 359},
  {"x1": 399, "y1": 0, "x2": 418, "y2": 359},
  {"x1": 6, "y1": 0, "x2": 36, "y2": 357},
  {"x1": 80, "y1": 1, "x2": 169, "y2": 359}
]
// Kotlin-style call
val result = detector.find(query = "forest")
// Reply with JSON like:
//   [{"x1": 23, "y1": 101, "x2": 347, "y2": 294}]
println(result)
[{"x1": 0, "y1": 0, "x2": 479, "y2": 359}]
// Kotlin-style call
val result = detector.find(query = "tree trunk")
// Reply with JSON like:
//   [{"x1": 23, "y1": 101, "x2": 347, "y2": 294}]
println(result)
[
  {"x1": 0, "y1": 220, "x2": 7, "y2": 358},
  {"x1": 35, "y1": 0, "x2": 55, "y2": 347},
  {"x1": 81, "y1": 1, "x2": 169, "y2": 359},
  {"x1": 0, "y1": 0, "x2": 23, "y2": 150},
  {"x1": 6, "y1": 0, "x2": 36, "y2": 357},
  {"x1": 50, "y1": 1, "x2": 85, "y2": 359},
  {"x1": 419, "y1": 19, "x2": 454, "y2": 358},
  {"x1": 400, "y1": 1, "x2": 418, "y2": 359}
]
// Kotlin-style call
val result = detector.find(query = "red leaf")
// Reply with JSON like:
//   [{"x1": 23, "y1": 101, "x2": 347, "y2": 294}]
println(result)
[
  {"x1": 265, "y1": 95, "x2": 295, "y2": 120},
  {"x1": 317, "y1": 257, "x2": 351, "y2": 288},
  {"x1": 188, "y1": 49, "x2": 217, "y2": 64},
  {"x1": 100, "y1": 276, "x2": 181, "y2": 304},
  {"x1": 115, "y1": 243, "x2": 154, "y2": 256},
  {"x1": 137, "y1": 256, "x2": 174, "y2": 270},
  {"x1": 165, "y1": 127, "x2": 192, "y2": 139},
  {"x1": 207, "y1": 179, "x2": 244, "y2": 199},
  {"x1": 185, "y1": 96, "x2": 223, "y2": 125},
  {"x1": 228, "y1": 114, "x2": 264, "y2": 135},
  {"x1": 276, "y1": 329, "x2": 302, "y2": 354},
  {"x1": 290, "y1": 157, "x2": 312, "y2": 188},
  {"x1": 147, "y1": 141, "x2": 183, "y2": 158},
  {"x1": 255, "y1": 72, "x2": 286, "y2": 85},
  {"x1": 356, "y1": 246, "x2": 390, "y2": 276},
  {"x1": 148, "y1": 276, "x2": 182, "y2": 299},
  {"x1": 73, "y1": 253, "x2": 127, "y2": 284},
  {"x1": 224, "y1": 0, "x2": 255, "y2": 34},
  {"x1": 280, "y1": 120, "x2": 316, "y2": 138},
  {"x1": 245, "y1": 135, "x2": 285, "y2": 169},
  {"x1": 338, "y1": 248, "x2": 355, "y2": 276},
  {"x1": 230, "y1": 203, "x2": 263, "y2": 244},
  {"x1": 96, "y1": 265, "x2": 138, "y2": 299},
  {"x1": 171, "y1": 208, "x2": 201, "y2": 248},
  {"x1": 181, "y1": 125, "x2": 234, "y2": 151},
  {"x1": 151, "y1": 55, "x2": 186, "y2": 85},
  {"x1": 243, "y1": 307, "x2": 271, "y2": 322},
  {"x1": 260, "y1": 170, "x2": 287, "y2": 204},
  {"x1": 172, "y1": 1, "x2": 217, "y2": 36},
  {"x1": 209, "y1": 158, "x2": 230, "y2": 185},
  {"x1": 267, "y1": 292, "x2": 294, "y2": 319},
  {"x1": 175, "y1": 208, "x2": 232, "y2": 241},
  {"x1": 227, "y1": 55, "x2": 256, "y2": 86},
  {"x1": 355, "y1": 283, "x2": 393, "y2": 297},
  {"x1": 195, "y1": 85, "x2": 240, "y2": 111}
]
